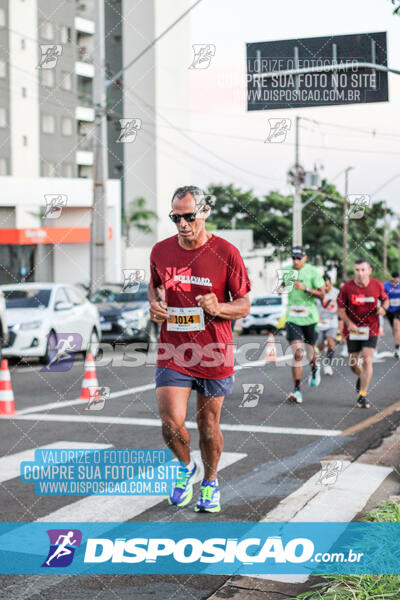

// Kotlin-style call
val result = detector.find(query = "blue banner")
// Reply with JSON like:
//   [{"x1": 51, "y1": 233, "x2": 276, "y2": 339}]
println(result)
[{"x1": 0, "y1": 522, "x2": 398, "y2": 574}]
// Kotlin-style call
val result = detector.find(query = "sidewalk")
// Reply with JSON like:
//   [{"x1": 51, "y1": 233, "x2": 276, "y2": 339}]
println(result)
[{"x1": 208, "y1": 421, "x2": 400, "y2": 600}]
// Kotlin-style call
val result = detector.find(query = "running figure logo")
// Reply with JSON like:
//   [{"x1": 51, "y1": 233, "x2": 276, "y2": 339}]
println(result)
[
  {"x1": 346, "y1": 194, "x2": 370, "y2": 220},
  {"x1": 44, "y1": 194, "x2": 67, "y2": 219},
  {"x1": 116, "y1": 118, "x2": 142, "y2": 143},
  {"x1": 189, "y1": 44, "x2": 216, "y2": 69},
  {"x1": 41, "y1": 333, "x2": 82, "y2": 372},
  {"x1": 265, "y1": 119, "x2": 291, "y2": 143},
  {"x1": 122, "y1": 269, "x2": 145, "y2": 293},
  {"x1": 38, "y1": 45, "x2": 63, "y2": 69},
  {"x1": 42, "y1": 529, "x2": 82, "y2": 567},
  {"x1": 239, "y1": 384, "x2": 264, "y2": 408},
  {"x1": 85, "y1": 386, "x2": 110, "y2": 411},
  {"x1": 318, "y1": 460, "x2": 343, "y2": 486},
  {"x1": 273, "y1": 269, "x2": 298, "y2": 294}
]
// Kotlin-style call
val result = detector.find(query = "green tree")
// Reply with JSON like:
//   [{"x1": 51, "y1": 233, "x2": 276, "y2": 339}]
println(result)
[{"x1": 123, "y1": 196, "x2": 158, "y2": 236}]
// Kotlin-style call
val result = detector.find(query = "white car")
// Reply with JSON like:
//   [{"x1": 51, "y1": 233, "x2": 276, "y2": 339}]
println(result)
[
  {"x1": 1, "y1": 283, "x2": 101, "y2": 363},
  {"x1": 241, "y1": 295, "x2": 285, "y2": 334}
]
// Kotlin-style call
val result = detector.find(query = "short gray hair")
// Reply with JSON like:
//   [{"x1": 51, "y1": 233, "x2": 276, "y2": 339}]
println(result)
[{"x1": 171, "y1": 186, "x2": 206, "y2": 208}]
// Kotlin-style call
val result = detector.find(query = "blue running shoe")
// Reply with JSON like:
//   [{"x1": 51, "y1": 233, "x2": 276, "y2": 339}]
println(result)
[
  {"x1": 168, "y1": 462, "x2": 197, "y2": 507},
  {"x1": 308, "y1": 366, "x2": 321, "y2": 387},
  {"x1": 287, "y1": 390, "x2": 303, "y2": 404},
  {"x1": 194, "y1": 480, "x2": 221, "y2": 513}
]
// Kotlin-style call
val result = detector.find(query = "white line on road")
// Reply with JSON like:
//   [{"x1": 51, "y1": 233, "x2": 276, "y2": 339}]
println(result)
[
  {"x1": 12, "y1": 413, "x2": 341, "y2": 436},
  {"x1": 252, "y1": 460, "x2": 392, "y2": 583},
  {"x1": 0, "y1": 441, "x2": 112, "y2": 484}
]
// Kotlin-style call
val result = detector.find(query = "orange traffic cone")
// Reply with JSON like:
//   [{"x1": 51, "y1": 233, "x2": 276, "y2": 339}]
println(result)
[
  {"x1": 0, "y1": 359, "x2": 16, "y2": 415},
  {"x1": 80, "y1": 352, "x2": 99, "y2": 400},
  {"x1": 265, "y1": 332, "x2": 277, "y2": 363}
]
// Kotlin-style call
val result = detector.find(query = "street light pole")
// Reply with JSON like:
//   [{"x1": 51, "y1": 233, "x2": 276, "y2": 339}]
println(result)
[
  {"x1": 343, "y1": 166, "x2": 354, "y2": 281},
  {"x1": 90, "y1": 0, "x2": 107, "y2": 294},
  {"x1": 383, "y1": 201, "x2": 388, "y2": 278},
  {"x1": 293, "y1": 115, "x2": 302, "y2": 246}
]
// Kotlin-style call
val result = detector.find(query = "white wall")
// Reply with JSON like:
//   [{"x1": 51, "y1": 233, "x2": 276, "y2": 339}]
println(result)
[{"x1": 9, "y1": 0, "x2": 39, "y2": 177}]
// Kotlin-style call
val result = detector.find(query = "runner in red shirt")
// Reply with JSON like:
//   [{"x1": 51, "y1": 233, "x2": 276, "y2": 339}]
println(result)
[
  {"x1": 337, "y1": 259, "x2": 388, "y2": 409},
  {"x1": 149, "y1": 186, "x2": 251, "y2": 513}
]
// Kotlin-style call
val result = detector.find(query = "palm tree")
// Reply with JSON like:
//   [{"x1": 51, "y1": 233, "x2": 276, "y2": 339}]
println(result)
[{"x1": 123, "y1": 196, "x2": 158, "y2": 237}]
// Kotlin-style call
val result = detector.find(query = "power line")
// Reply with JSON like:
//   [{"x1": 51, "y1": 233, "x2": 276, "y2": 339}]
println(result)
[{"x1": 105, "y1": 0, "x2": 203, "y2": 87}]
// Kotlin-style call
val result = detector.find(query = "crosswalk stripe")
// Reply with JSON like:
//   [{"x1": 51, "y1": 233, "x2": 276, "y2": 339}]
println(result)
[
  {"x1": 12, "y1": 413, "x2": 341, "y2": 437},
  {"x1": 0, "y1": 441, "x2": 112, "y2": 484},
  {"x1": 250, "y1": 461, "x2": 392, "y2": 584}
]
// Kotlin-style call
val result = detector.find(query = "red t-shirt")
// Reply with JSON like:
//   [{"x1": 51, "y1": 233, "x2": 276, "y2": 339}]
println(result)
[
  {"x1": 337, "y1": 278, "x2": 388, "y2": 338},
  {"x1": 150, "y1": 234, "x2": 251, "y2": 379}
]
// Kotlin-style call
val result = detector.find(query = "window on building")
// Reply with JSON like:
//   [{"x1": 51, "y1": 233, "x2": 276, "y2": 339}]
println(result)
[
  {"x1": 21, "y1": 38, "x2": 25, "y2": 50},
  {"x1": 40, "y1": 69, "x2": 55, "y2": 87},
  {"x1": 0, "y1": 158, "x2": 8, "y2": 175},
  {"x1": 41, "y1": 161, "x2": 57, "y2": 177},
  {"x1": 60, "y1": 25, "x2": 72, "y2": 44},
  {"x1": 40, "y1": 21, "x2": 54, "y2": 40},
  {"x1": 0, "y1": 9, "x2": 6, "y2": 27},
  {"x1": 0, "y1": 108, "x2": 7, "y2": 127},
  {"x1": 42, "y1": 114, "x2": 56, "y2": 134},
  {"x1": 22, "y1": 135, "x2": 28, "y2": 146},
  {"x1": 61, "y1": 118, "x2": 73, "y2": 136},
  {"x1": 0, "y1": 60, "x2": 6, "y2": 78},
  {"x1": 22, "y1": 87, "x2": 27, "y2": 98},
  {"x1": 61, "y1": 71, "x2": 72, "y2": 91},
  {"x1": 62, "y1": 163, "x2": 74, "y2": 177}
]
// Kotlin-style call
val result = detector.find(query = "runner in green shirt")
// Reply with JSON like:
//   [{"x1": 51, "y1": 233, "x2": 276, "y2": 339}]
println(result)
[{"x1": 279, "y1": 246, "x2": 325, "y2": 404}]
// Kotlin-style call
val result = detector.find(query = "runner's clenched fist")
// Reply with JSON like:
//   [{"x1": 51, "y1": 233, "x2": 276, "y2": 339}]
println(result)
[{"x1": 195, "y1": 293, "x2": 220, "y2": 317}]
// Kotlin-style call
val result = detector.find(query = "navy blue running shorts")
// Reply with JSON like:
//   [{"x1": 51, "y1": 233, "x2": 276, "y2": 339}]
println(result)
[{"x1": 155, "y1": 367, "x2": 234, "y2": 397}]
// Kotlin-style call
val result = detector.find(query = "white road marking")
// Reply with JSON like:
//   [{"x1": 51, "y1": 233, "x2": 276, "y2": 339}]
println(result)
[
  {"x1": 252, "y1": 461, "x2": 392, "y2": 583},
  {"x1": 12, "y1": 413, "x2": 341, "y2": 437},
  {"x1": 0, "y1": 441, "x2": 112, "y2": 484}
]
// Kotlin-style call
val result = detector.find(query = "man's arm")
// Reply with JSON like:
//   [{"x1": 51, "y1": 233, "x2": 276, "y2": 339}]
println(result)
[
  {"x1": 293, "y1": 281, "x2": 325, "y2": 300},
  {"x1": 148, "y1": 282, "x2": 168, "y2": 322},
  {"x1": 338, "y1": 306, "x2": 357, "y2": 332},
  {"x1": 196, "y1": 293, "x2": 250, "y2": 320}
]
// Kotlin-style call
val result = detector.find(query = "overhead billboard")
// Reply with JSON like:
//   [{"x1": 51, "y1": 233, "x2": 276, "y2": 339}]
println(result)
[{"x1": 247, "y1": 32, "x2": 388, "y2": 110}]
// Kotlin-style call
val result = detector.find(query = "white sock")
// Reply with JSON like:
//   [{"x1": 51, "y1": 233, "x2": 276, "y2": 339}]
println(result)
[{"x1": 186, "y1": 457, "x2": 195, "y2": 471}]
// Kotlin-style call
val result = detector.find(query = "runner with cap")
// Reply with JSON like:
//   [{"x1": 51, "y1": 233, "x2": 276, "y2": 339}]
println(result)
[
  {"x1": 383, "y1": 271, "x2": 400, "y2": 358},
  {"x1": 280, "y1": 246, "x2": 325, "y2": 404},
  {"x1": 337, "y1": 258, "x2": 388, "y2": 408},
  {"x1": 316, "y1": 273, "x2": 339, "y2": 376},
  {"x1": 149, "y1": 186, "x2": 251, "y2": 513}
]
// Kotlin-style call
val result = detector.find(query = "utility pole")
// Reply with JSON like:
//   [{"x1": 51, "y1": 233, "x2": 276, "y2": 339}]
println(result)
[
  {"x1": 90, "y1": 0, "x2": 107, "y2": 294},
  {"x1": 293, "y1": 115, "x2": 302, "y2": 246},
  {"x1": 383, "y1": 201, "x2": 388, "y2": 278},
  {"x1": 343, "y1": 166, "x2": 354, "y2": 281}
]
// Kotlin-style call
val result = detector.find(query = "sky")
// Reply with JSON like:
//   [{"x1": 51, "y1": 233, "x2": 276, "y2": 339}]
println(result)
[{"x1": 165, "y1": 0, "x2": 400, "y2": 213}]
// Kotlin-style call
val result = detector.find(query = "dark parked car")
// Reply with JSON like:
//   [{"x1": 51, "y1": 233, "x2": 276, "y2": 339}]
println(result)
[{"x1": 89, "y1": 283, "x2": 159, "y2": 344}]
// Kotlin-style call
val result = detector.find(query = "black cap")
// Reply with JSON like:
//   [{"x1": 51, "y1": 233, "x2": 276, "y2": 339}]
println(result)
[{"x1": 291, "y1": 245, "x2": 306, "y2": 258}]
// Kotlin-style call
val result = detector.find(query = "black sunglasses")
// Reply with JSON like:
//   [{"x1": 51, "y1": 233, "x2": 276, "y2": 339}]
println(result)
[
  {"x1": 291, "y1": 255, "x2": 303, "y2": 260},
  {"x1": 169, "y1": 211, "x2": 198, "y2": 224}
]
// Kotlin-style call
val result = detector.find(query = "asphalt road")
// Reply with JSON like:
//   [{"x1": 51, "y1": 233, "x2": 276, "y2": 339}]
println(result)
[{"x1": 0, "y1": 327, "x2": 399, "y2": 599}]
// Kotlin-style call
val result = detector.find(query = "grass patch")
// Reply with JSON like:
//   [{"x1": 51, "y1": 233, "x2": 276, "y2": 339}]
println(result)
[{"x1": 291, "y1": 501, "x2": 400, "y2": 600}]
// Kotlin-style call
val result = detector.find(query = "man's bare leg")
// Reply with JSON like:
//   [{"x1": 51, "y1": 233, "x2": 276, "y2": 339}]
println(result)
[
  {"x1": 359, "y1": 346, "x2": 374, "y2": 394},
  {"x1": 157, "y1": 386, "x2": 192, "y2": 464},
  {"x1": 196, "y1": 393, "x2": 224, "y2": 480}
]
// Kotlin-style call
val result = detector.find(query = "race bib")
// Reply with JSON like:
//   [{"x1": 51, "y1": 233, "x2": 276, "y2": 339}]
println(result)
[
  {"x1": 289, "y1": 305, "x2": 309, "y2": 318},
  {"x1": 390, "y1": 298, "x2": 400, "y2": 307},
  {"x1": 167, "y1": 306, "x2": 205, "y2": 331},
  {"x1": 349, "y1": 326, "x2": 369, "y2": 340}
]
